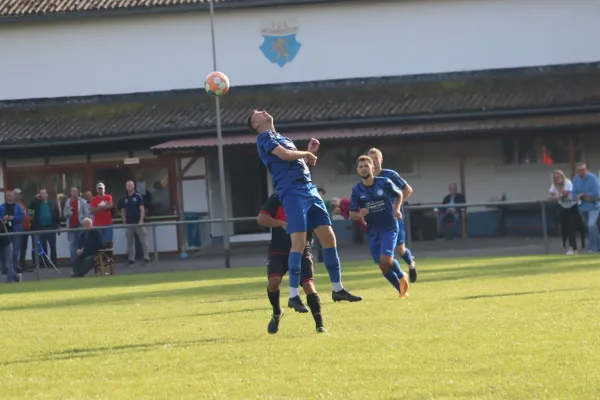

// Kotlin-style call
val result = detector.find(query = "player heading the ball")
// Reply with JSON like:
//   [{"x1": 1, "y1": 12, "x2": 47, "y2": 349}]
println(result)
[{"x1": 250, "y1": 109, "x2": 362, "y2": 305}]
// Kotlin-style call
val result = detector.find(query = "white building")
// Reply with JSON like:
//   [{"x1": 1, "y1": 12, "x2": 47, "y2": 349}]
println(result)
[{"x1": 1, "y1": 0, "x2": 599, "y2": 258}]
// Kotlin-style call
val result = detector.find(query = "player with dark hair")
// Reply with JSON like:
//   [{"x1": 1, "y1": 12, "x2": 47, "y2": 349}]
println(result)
[
  {"x1": 350, "y1": 155, "x2": 409, "y2": 298},
  {"x1": 257, "y1": 193, "x2": 326, "y2": 334},
  {"x1": 250, "y1": 109, "x2": 362, "y2": 308},
  {"x1": 367, "y1": 147, "x2": 417, "y2": 283}
]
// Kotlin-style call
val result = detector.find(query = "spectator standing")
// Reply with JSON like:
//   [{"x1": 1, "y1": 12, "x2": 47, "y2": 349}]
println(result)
[
  {"x1": 0, "y1": 218, "x2": 21, "y2": 283},
  {"x1": 90, "y1": 183, "x2": 114, "y2": 249},
  {"x1": 63, "y1": 187, "x2": 90, "y2": 258},
  {"x1": 120, "y1": 180, "x2": 150, "y2": 265},
  {"x1": 13, "y1": 188, "x2": 32, "y2": 272},
  {"x1": 0, "y1": 191, "x2": 26, "y2": 273},
  {"x1": 572, "y1": 163, "x2": 600, "y2": 252},
  {"x1": 71, "y1": 218, "x2": 105, "y2": 278},
  {"x1": 549, "y1": 170, "x2": 579, "y2": 255},
  {"x1": 29, "y1": 189, "x2": 61, "y2": 265}
]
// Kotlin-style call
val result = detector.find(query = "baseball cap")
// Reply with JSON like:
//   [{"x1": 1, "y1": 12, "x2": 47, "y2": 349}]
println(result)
[
  {"x1": 96, "y1": 182, "x2": 105, "y2": 189},
  {"x1": 13, "y1": 188, "x2": 22, "y2": 194}
]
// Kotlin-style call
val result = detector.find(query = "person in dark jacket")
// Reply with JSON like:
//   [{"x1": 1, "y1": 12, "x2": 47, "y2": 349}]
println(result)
[
  {"x1": 439, "y1": 183, "x2": 467, "y2": 237},
  {"x1": 0, "y1": 219, "x2": 21, "y2": 283},
  {"x1": 71, "y1": 218, "x2": 105, "y2": 277},
  {"x1": 29, "y1": 189, "x2": 61, "y2": 264}
]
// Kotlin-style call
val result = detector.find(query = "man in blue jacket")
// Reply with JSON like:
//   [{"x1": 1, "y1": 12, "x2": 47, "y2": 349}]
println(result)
[
  {"x1": 572, "y1": 163, "x2": 600, "y2": 252},
  {"x1": 0, "y1": 191, "x2": 26, "y2": 273}
]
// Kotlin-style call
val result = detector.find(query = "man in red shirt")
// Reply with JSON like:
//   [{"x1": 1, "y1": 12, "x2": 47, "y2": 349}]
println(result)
[{"x1": 90, "y1": 183, "x2": 114, "y2": 248}]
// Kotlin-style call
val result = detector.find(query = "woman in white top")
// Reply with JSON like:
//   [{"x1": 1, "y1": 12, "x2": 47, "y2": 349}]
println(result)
[{"x1": 549, "y1": 169, "x2": 579, "y2": 254}]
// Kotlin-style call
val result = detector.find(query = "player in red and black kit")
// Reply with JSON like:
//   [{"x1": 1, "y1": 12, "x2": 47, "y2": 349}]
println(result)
[{"x1": 257, "y1": 192, "x2": 326, "y2": 334}]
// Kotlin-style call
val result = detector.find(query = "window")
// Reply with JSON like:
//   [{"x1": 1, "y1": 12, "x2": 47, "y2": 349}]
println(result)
[
  {"x1": 330, "y1": 144, "x2": 415, "y2": 176},
  {"x1": 501, "y1": 134, "x2": 582, "y2": 165},
  {"x1": 8, "y1": 170, "x2": 84, "y2": 216},
  {"x1": 93, "y1": 166, "x2": 171, "y2": 217}
]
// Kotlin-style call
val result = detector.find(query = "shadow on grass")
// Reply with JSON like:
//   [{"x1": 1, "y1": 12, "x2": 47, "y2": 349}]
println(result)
[
  {"x1": 2, "y1": 257, "x2": 598, "y2": 313},
  {"x1": 140, "y1": 307, "x2": 271, "y2": 322},
  {"x1": 0, "y1": 334, "x2": 307, "y2": 367},
  {"x1": 459, "y1": 286, "x2": 595, "y2": 300}
]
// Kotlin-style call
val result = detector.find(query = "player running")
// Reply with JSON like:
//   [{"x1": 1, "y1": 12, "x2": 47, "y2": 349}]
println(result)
[
  {"x1": 257, "y1": 193, "x2": 326, "y2": 334},
  {"x1": 367, "y1": 148, "x2": 418, "y2": 283},
  {"x1": 350, "y1": 156, "x2": 409, "y2": 298},
  {"x1": 250, "y1": 109, "x2": 362, "y2": 307}
]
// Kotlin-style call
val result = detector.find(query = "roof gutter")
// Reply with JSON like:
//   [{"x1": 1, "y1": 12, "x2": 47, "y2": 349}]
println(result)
[
  {"x1": 0, "y1": 0, "x2": 354, "y2": 24},
  {"x1": 1, "y1": 104, "x2": 599, "y2": 150}
]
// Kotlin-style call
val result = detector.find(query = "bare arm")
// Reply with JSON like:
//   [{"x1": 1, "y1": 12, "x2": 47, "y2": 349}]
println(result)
[
  {"x1": 139, "y1": 205, "x2": 145, "y2": 224},
  {"x1": 120, "y1": 208, "x2": 126, "y2": 222},
  {"x1": 257, "y1": 212, "x2": 286, "y2": 229},
  {"x1": 393, "y1": 191, "x2": 404, "y2": 216},
  {"x1": 402, "y1": 183, "x2": 413, "y2": 200},
  {"x1": 272, "y1": 145, "x2": 315, "y2": 162}
]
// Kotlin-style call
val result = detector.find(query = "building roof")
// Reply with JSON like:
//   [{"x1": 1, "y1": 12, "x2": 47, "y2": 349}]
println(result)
[
  {"x1": 151, "y1": 112, "x2": 600, "y2": 151},
  {"x1": 2, "y1": 63, "x2": 600, "y2": 148},
  {"x1": 0, "y1": 0, "x2": 347, "y2": 22}
]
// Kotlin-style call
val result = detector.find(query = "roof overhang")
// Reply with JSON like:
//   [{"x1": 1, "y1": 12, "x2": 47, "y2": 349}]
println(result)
[{"x1": 151, "y1": 112, "x2": 600, "y2": 153}]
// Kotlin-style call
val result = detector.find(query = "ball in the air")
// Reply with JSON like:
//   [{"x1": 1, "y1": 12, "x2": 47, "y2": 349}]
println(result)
[{"x1": 205, "y1": 71, "x2": 230, "y2": 97}]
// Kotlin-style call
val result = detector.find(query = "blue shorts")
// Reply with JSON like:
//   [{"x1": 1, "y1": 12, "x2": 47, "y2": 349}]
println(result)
[
  {"x1": 281, "y1": 187, "x2": 331, "y2": 234},
  {"x1": 101, "y1": 227, "x2": 114, "y2": 243},
  {"x1": 396, "y1": 220, "x2": 406, "y2": 246},
  {"x1": 368, "y1": 229, "x2": 399, "y2": 264}
]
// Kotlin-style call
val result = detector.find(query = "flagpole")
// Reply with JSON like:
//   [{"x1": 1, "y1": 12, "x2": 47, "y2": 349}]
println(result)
[{"x1": 209, "y1": 0, "x2": 231, "y2": 268}]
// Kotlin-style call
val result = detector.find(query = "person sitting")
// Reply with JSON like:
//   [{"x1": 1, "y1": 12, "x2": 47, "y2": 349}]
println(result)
[
  {"x1": 71, "y1": 218, "x2": 105, "y2": 278},
  {"x1": 439, "y1": 183, "x2": 466, "y2": 238}
]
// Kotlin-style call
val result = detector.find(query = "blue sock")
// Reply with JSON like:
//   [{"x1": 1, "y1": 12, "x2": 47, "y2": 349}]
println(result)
[
  {"x1": 322, "y1": 247, "x2": 344, "y2": 291},
  {"x1": 288, "y1": 252, "x2": 302, "y2": 291},
  {"x1": 391, "y1": 259, "x2": 405, "y2": 278},
  {"x1": 400, "y1": 248, "x2": 414, "y2": 267},
  {"x1": 383, "y1": 269, "x2": 400, "y2": 292}
]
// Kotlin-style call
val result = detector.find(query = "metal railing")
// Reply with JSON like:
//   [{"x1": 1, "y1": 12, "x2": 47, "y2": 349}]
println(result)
[{"x1": 0, "y1": 199, "x2": 563, "y2": 281}]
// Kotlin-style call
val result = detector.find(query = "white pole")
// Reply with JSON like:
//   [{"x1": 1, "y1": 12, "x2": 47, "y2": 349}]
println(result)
[{"x1": 209, "y1": 0, "x2": 231, "y2": 268}]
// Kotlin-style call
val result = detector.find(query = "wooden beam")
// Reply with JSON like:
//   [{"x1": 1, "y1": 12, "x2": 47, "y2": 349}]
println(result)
[
  {"x1": 458, "y1": 154, "x2": 466, "y2": 196},
  {"x1": 181, "y1": 156, "x2": 200, "y2": 177}
]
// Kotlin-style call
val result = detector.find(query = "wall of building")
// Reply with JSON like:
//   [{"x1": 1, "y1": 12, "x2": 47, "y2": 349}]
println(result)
[{"x1": 2, "y1": 0, "x2": 599, "y2": 100}]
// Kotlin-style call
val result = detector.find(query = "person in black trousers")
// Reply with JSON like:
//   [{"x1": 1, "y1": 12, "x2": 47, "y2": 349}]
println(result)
[
  {"x1": 29, "y1": 189, "x2": 61, "y2": 264},
  {"x1": 71, "y1": 218, "x2": 105, "y2": 277},
  {"x1": 549, "y1": 170, "x2": 580, "y2": 255}
]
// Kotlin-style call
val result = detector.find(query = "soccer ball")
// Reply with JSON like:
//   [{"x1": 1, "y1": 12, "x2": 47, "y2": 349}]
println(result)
[{"x1": 205, "y1": 71, "x2": 230, "y2": 97}]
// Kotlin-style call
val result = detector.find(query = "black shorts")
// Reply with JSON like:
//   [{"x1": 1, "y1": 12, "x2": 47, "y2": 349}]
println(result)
[{"x1": 267, "y1": 250, "x2": 314, "y2": 283}]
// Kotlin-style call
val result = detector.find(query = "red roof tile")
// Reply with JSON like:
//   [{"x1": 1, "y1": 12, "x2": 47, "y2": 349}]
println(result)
[
  {"x1": 151, "y1": 112, "x2": 600, "y2": 151},
  {"x1": 2, "y1": 63, "x2": 600, "y2": 146},
  {"x1": 0, "y1": 0, "x2": 336, "y2": 19}
]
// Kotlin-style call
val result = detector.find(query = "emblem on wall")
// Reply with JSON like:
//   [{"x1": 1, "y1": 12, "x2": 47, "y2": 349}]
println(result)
[{"x1": 260, "y1": 20, "x2": 301, "y2": 67}]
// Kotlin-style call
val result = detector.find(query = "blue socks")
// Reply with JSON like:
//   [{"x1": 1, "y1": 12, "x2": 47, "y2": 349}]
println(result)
[
  {"x1": 383, "y1": 269, "x2": 400, "y2": 292},
  {"x1": 391, "y1": 259, "x2": 405, "y2": 279},
  {"x1": 288, "y1": 252, "x2": 302, "y2": 296},
  {"x1": 322, "y1": 247, "x2": 344, "y2": 292},
  {"x1": 400, "y1": 248, "x2": 414, "y2": 267}
]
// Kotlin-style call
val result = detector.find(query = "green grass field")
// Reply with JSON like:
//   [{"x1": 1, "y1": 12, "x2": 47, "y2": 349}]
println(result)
[{"x1": 1, "y1": 255, "x2": 599, "y2": 399}]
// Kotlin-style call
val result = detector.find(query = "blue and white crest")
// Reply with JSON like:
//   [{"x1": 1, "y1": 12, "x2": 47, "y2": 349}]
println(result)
[
  {"x1": 376, "y1": 189, "x2": 384, "y2": 197},
  {"x1": 260, "y1": 20, "x2": 301, "y2": 68}
]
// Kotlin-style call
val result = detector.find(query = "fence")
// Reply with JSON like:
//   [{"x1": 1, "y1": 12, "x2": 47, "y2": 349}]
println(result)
[{"x1": 1, "y1": 199, "x2": 568, "y2": 281}]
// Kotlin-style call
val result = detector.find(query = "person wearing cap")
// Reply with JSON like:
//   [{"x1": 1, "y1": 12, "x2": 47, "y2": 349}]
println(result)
[
  {"x1": 90, "y1": 183, "x2": 114, "y2": 248},
  {"x1": 13, "y1": 188, "x2": 32, "y2": 272},
  {"x1": 63, "y1": 187, "x2": 91, "y2": 259}
]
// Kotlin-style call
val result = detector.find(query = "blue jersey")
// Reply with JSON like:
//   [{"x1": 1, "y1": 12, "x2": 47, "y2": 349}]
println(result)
[
  {"x1": 378, "y1": 169, "x2": 407, "y2": 191},
  {"x1": 256, "y1": 130, "x2": 313, "y2": 198},
  {"x1": 350, "y1": 177, "x2": 402, "y2": 235}
]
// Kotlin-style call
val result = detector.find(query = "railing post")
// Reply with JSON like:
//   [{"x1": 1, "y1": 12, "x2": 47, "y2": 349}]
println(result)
[
  {"x1": 33, "y1": 234, "x2": 40, "y2": 281},
  {"x1": 541, "y1": 201, "x2": 549, "y2": 255},
  {"x1": 152, "y1": 225, "x2": 159, "y2": 264}
]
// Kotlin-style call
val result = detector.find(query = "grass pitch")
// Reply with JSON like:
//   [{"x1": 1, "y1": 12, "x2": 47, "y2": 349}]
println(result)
[{"x1": 1, "y1": 255, "x2": 599, "y2": 399}]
